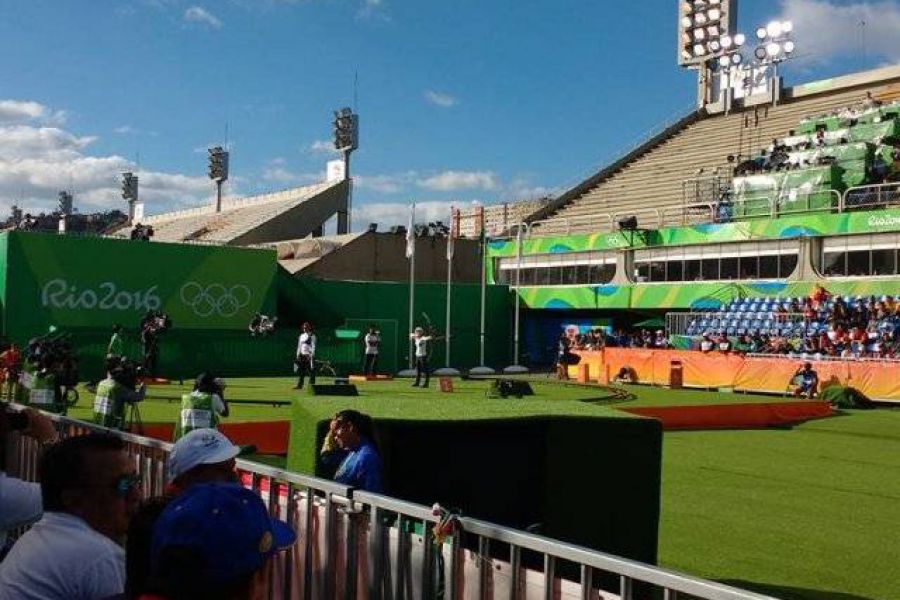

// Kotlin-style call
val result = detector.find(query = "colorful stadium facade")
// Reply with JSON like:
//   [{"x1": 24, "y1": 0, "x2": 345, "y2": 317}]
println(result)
[{"x1": 486, "y1": 208, "x2": 900, "y2": 310}]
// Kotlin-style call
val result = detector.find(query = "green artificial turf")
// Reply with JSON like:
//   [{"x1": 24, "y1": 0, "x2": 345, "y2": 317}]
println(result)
[{"x1": 63, "y1": 377, "x2": 900, "y2": 599}]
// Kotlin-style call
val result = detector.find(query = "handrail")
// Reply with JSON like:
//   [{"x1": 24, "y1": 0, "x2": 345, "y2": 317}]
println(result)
[{"x1": 4, "y1": 405, "x2": 779, "y2": 600}]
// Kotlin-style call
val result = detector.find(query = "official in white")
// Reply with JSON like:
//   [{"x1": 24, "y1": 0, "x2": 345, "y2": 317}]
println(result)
[
  {"x1": 363, "y1": 325, "x2": 381, "y2": 377},
  {"x1": 409, "y1": 327, "x2": 433, "y2": 388},
  {"x1": 294, "y1": 322, "x2": 317, "y2": 389}
]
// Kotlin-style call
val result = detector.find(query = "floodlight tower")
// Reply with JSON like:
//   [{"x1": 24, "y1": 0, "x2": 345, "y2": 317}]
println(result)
[
  {"x1": 332, "y1": 107, "x2": 358, "y2": 234},
  {"x1": 751, "y1": 20, "x2": 796, "y2": 79},
  {"x1": 121, "y1": 172, "x2": 139, "y2": 224},
  {"x1": 678, "y1": 0, "x2": 739, "y2": 107},
  {"x1": 57, "y1": 190, "x2": 74, "y2": 234},
  {"x1": 207, "y1": 146, "x2": 229, "y2": 213}
]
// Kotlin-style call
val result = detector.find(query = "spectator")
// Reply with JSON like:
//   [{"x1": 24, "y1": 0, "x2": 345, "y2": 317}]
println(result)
[
  {"x1": 612, "y1": 366, "x2": 635, "y2": 384},
  {"x1": 140, "y1": 484, "x2": 295, "y2": 600},
  {"x1": 556, "y1": 333, "x2": 571, "y2": 380},
  {"x1": 0, "y1": 407, "x2": 56, "y2": 556},
  {"x1": 125, "y1": 495, "x2": 174, "y2": 600},
  {"x1": 319, "y1": 410, "x2": 384, "y2": 493},
  {"x1": 700, "y1": 335, "x2": 714, "y2": 353},
  {"x1": 653, "y1": 330, "x2": 668, "y2": 348},
  {"x1": 0, "y1": 434, "x2": 140, "y2": 599},
  {"x1": 810, "y1": 285, "x2": 830, "y2": 310},
  {"x1": 717, "y1": 334, "x2": 732, "y2": 353},
  {"x1": 166, "y1": 428, "x2": 241, "y2": 495}
]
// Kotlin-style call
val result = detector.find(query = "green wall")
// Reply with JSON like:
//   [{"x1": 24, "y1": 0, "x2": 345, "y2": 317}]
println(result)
[
  {"x1": 288, "y1": 396, "x2": 662, "y2": 565},
  {"x1": 277, "y1": 274, "x2": 513, "y2": 370}
]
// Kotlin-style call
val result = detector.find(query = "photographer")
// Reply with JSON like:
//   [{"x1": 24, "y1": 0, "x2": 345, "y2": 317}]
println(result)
[
  {"x1": 140, "y1": 310, "x2": 171, "y2": 376},
  {"x1": 174, "y1": 372, "x2": 229, "y2": 440},
  {"x1": 18, "y1": 337, "x2": 71, "y2": 415},
  {"x1": 92, "y1": 358, "x2": 147, "y2": 430}
]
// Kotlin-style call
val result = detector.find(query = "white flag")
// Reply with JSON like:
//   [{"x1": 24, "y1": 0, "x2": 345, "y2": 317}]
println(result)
[{"x1": 405, "y1": 203, "x2": 416, "y2": 259}]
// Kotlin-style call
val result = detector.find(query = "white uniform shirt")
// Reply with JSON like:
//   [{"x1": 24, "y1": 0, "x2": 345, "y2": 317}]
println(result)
[
  {"x1": 413, "y1": 335, "x2": 432, "y2": 358},
  {"x1": 297, "y1": 332, "x2": 316, "y2": 358},
  {"x1": 0, "y1": 511, "x2": 126, "y2": 600},
  {"x1": 0, "y1": 472, "x2": 42, "y2": 548},
  {"x1": 364, "y1": 333, "x2": 380, "y2": 355}
]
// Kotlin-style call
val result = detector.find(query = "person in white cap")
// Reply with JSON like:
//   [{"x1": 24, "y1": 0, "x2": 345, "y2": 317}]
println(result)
[{"x1": 165, "y1": 428, "x2": 242, "y2": 495}]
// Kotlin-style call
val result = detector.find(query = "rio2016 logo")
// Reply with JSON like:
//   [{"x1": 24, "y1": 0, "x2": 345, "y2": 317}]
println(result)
[{"x1": 41, "y1": 279, "x2": 161, "y2": 312}]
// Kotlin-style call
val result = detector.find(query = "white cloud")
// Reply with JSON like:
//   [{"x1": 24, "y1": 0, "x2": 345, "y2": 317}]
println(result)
[
  {"x1": 357, "y1": 0, "x2": 388, "y2": 20},
  {"x1": 424, "y1": 90, "x2": 458, "y2": 108},
  {"x1": 0, "y1": 100, "x2": 66, "y2": 126},
  {"x1": 184, "y1": 6, "x2": 222, "y2": 29},
  {"x1": 418, "y1": 170, "x2": 498, "y2": 192},
  {"x1": 354, "y1": 172, "x2": 416, "y2": 194},
  {"x1": 308, "y1": 139, "x2": 337, "y2": 155},
  {"x1": 777, "y1": 0, "x2": 900, "y2": 63},
  {"x1": 352, "y1": 200, "x2": 470, "y2": 230},
  {"x1": 113, "y1": 125, "x2": 138, "y2": 135},
  {"x1": 0, "y1": 100, "x2": 212, "y2": 216}
]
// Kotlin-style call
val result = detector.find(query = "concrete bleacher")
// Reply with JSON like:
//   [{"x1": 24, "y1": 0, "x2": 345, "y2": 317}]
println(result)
[
  {"x1": 531, "y1": 66, "x2": 900, "y2": 235},
  {"x1": 130, "y1": 180, "x2": 346, "y2": 246}
]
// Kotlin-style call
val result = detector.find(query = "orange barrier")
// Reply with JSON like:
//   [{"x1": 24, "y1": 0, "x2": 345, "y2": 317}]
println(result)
[
  {"x1": 136, "y1": 420, "x2": 291, "y2": 454},
  {"x1": 572, "y1": 349, "x2": 900, "y2": 401},
  {"x1": 623, "y1": 402, "x2": 833, "y2": 430}
]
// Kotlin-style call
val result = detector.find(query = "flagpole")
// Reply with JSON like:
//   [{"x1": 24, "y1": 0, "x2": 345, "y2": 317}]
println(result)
[
  {"x1": 435, "y1": 207, "x2": 460, "y2": 377},
  {"x1": 470, "y1": 206, "x2": 495, "y2": 376},
  {"x1": 504, "y1": 222, "x2": 529, "y2": 374},
  {"x1": 398, "y1": 202, "x2": 417, "y2": 377}
]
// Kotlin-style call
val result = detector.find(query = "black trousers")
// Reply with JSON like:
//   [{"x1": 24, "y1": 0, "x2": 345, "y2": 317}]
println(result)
[
  {"x1": 296, "y1": 355, "x2": 316, "y2": 388},
  {"x1": 364, "y1": 353, "x2": 378, "y2": 376},
  {"x1": 414, "y1": 356, "x2": 430, "y2": 387}
]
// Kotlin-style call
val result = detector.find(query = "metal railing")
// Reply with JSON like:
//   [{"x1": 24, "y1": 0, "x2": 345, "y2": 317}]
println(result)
[
  {"x1": 842, "y1": 182, "x2": 900, "y2": 213},
  {"x1": 666, "y1": 311, "x2": 810, "y2": 336},
  {"x1": 2, "y1": 406, "x2": 778, "y2": 600}
]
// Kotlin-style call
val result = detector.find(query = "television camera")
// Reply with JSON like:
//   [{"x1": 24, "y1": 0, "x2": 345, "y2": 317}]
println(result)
[
  {"x1": 249, "y1": 313, "x2": 278, "y2": 337},
  {"x1": 21, "y1": 331, "x2": 80, "y2": 412}
]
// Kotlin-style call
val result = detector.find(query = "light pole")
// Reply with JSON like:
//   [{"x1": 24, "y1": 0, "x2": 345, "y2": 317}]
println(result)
[
  {"x1": 121, "y1": 172, "x2": 138, "y2": 225},
  {"x1": 504, "y1": 223, "x2": 529, "y2": 374},
  {"x1": 333, "y1": 107, "x2": 359, "y2": 234},
  {"x1": 207, "y1": 146, "x2": 229, "y2": 213}
]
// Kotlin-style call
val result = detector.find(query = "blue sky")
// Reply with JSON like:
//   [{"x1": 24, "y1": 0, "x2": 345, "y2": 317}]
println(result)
[{"x1": 2, "y1": 0, "x2": 899, "y2": 230}]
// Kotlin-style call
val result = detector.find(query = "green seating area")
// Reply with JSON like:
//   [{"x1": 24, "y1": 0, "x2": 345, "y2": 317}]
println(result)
[{"x1": 730, "y1": 100, "x2": 900, "y2": 219}]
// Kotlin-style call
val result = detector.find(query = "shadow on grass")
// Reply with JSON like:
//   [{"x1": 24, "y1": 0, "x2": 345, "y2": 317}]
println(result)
[{"x1": 720, "y1": 579, "x2": 879, "y2": 600}]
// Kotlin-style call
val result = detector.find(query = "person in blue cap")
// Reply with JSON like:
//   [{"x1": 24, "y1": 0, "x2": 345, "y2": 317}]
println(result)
[{"x1": 139, "y1": 483, "x2": 296, "y2": 600}]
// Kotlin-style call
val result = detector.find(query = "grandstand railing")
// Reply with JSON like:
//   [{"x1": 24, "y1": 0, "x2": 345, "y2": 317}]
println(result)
[
  {"x1": 745, "y1": 352, "x2": 900, "y2": 363},
  {"x1": 3, "y1": 406, "x2": 778, "y2": 600},
  {"x1": 842, "y1": 182, "x2": 900, "y2": 212}
]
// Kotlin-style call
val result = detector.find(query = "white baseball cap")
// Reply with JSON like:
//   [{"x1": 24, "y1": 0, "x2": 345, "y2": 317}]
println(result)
[{"x1": 168, "y1": 429, "x2": 241, "y2": 482}]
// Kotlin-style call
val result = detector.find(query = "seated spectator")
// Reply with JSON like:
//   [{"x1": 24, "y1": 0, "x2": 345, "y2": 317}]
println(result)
[
  {"x1": 810, "y1": 285, "x2": 830, "y2": 310},
  {"x1": 166, "y1": 428, "x2": 242, "y2": 495},
  {"x1": 700, "y1": 335, "x2": 714, "y2": 353},
  {"x1": 717, "y1": 335, "x2": 732, "y2": 353},
  {"x1": 319, "y1": 410, "x2": 384, "y2": 493},
  {"x1": 653, "y1": 330, "x2": 668, "y2": 349},
  {"x1": 0, "y1": 434, "x2": 140, "y2": 599},
  {"x1": 140, "y1": 484, "x2": 296, "y2": 600},
  {"x1": 612, "y1": 366, "x2": 635, "y2": 384},
  {"x1": 0, "y1": 407, "x2": 57, "y2": 555},
  {"x1": 792, "y1": 362, "x2": 819, "y2": 399}
]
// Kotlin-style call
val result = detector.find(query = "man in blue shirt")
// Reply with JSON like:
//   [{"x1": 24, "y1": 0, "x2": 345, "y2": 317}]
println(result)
[
  {"x1": 319, "y1": 410, "x2": 383, "y2": 493},
  {"x1": 792, "y1": 362, "x2": 819, "y2": 399}
]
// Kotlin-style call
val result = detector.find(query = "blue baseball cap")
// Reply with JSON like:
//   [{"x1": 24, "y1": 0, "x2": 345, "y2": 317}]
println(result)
[{"x1": 151, "y1": 483, "x2": 296, "y2": 584}]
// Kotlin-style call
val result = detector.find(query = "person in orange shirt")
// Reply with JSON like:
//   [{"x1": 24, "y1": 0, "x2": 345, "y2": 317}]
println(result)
[{"x1": 0, "y1": 343, "x2": 22, "y2": 395}]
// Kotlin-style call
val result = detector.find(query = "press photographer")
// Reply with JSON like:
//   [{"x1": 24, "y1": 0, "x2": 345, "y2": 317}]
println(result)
[
  {"x1": 248, "y1": 313, "x2": 277, "y2": 337},
  {"x1": 140, "y1": 310, "x2": 172, "y2": 376},
  {"x1": 92, "y1": 357, "x2": 147, "y2": 431},
  {"x1": 18, "y1": 333, "x2": 80, "y2": 414}
]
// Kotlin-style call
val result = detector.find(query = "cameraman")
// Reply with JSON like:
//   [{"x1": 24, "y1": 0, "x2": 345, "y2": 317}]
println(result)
[
  {"x1": 92, "y1": 358, "x2": 146, "y2": 430},
  {"x1": 174, "y1": 372, "x2": 229, "y2": 440},
  {"x1": 140, "y1": 310, "x2": 171, "y2": 376}
]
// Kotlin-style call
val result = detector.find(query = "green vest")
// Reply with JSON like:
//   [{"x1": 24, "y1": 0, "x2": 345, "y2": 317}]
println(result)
[
  {"x1": 175, "y1": 391, "x2": 219, "y2": 440},
  {"x1": 93, "y1": 378, "x2": 127, "y2": 429},
  {"x1": 27, "y1": 371, "x2": 60, "y2": 413}
]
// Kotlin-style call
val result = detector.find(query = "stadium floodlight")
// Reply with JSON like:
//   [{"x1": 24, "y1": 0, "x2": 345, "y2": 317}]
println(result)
[
  {"x1": 721, "y1": 35, "x2": 733, "y2": 49},
  {"x1": 678, "y1": 0, "x2": 736, "y2": 67},
  {"x1": 734, "y1": 33, "x2": 746, "y2": 46},
  {"x1": 731, "y1": 52, "x2": 743, "y2": 65},
  {"x1": 784, "y1": 40, "x2": 795, "y2": 53},
  {"x1": 332, "y1": 107, "x2": 359, "y2": 152},
  {"x1": 718, "y1": 55, "x2": 731, "y2": 67},
  {"x1": 756, "y1": 26, "x2": 768, "y2": 40},
  {"x1": 121, "y1": 172, "x2": 138, "y2": 203},
  {"x1": 207, "y1": 146, "x2": 229, "y2": 182},
  {"x1": 754, "y1": 45, "x2": 768, "y2": 60},
  {"x1": 766, "y1": 42, "x2": 781, "y2": 57},
  {"x1": 766, "y1": 21, "x2": 783, "y2": 38},
  {"x1": 782, "y1": 20, "x2": 793, "y2": 33}
]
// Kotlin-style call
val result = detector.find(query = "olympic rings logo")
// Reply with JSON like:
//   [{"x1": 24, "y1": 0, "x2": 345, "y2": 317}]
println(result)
[{"x1": 179, "y1": 282, "x2": 252, "y2": 318}]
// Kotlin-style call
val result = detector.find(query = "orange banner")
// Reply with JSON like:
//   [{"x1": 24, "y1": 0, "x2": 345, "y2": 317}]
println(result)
[{"x1": 572, "y1": 349, "x2": 900, "y2": 401}]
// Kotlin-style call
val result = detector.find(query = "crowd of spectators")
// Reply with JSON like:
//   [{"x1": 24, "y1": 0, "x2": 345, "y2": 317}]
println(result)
[
  {"x1": 695, "y1": 287, "x2": 900, "y2": 359},
  {"x1": 565, "y1": 328, "x2": 670, "y2": 351}
]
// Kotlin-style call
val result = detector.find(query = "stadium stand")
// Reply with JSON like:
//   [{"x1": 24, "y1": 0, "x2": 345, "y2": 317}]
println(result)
[
  {"x1": 682, "y1": 293, "x2": 900, "y2": 358},
  {"x1": 454, "y1": 67, "x2": 900, "y2": 237},
  {"x1": 121, "y1": 179, "x2": 348, "y2": 245}
]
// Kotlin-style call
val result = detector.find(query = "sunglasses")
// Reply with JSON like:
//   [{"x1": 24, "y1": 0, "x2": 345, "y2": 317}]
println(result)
[{"x1": 113, "y1": 472, "x2": 142, "y2": 496}]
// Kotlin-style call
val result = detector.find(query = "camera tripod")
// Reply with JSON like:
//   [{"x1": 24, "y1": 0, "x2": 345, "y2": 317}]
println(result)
[{"x1": 125, "y1": 401, "x2": 144, "y2": 434}]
